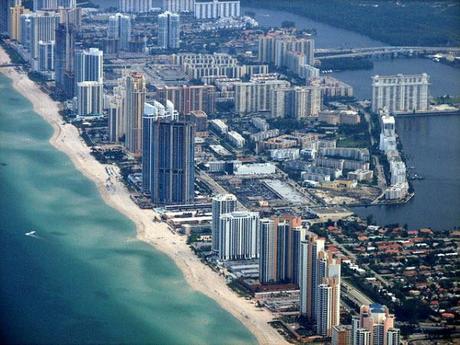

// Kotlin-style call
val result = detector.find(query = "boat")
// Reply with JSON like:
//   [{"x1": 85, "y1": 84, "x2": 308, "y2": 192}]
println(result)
[{"x1": 25, "y1": 230, "x2": 38, "y2": 237}]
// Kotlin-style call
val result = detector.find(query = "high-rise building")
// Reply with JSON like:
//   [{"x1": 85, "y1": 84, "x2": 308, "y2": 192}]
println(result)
[
  {"x1": 19, "y1": 12, "x2": 32, "y2": 48},
  {"x1": 158, "y1": 11, "x2": 180, "y2": 49},
  {"x1": 386, "y1": 329, "x2": 401, "y2": 345},
  {"x1": 8, "y1": 4, "x2": 29, "y2": 40},
  {"x1": 1, "y1": 0, "x2": 21, "y2": 34},
  {"x1": 271, "y1": 85, "x2": 321, "y2": 119},
  {"x1": 332, "y1": 325, "x2": 352, "y2": 345},
  {"x1": 57, "y1": 6, "x2": 81, "y2": 28},
  {"x1": 155, "y1": 84, "x2": 216, "y2": 115},
  {"x1": 76, "y1": 81, "x2": 103, "y2": 117},
  {"x1": 352, "y1": 304, "x2": 400, "y2": 345},
  {"x1": 163, "y1": 0, "x2": 194, "y2": 12},
  {"x1": 75, "y1": 48, "x2": 103, "y2": 85},
  {"x1": 173, "y1": 53, "x2": 267, "y2": 80},
  {"x1": 107, "y1": 13, "x2": 131, "y2": 51},
  {"x1": 258, "y1": 216, "x2": 306, "y2": 285},
  {"x1": 147, "y1": 114, "x2": 195, "y2": 205},
  {"x1": 316, "y1": 275, "x2": 341, "y2": 336},
  {"x1": 194, "y1": 0, "x2": 240, "y2": 19},
  {"x1": 234, "y1": 77, "x2": 290, "y2": 115},
  {"x1": 54, "y1": 22, "x2": 76, "y2": 97},
  {"x1": 259, "y1": 218, "x2": 277, "y2": 283},
  {"x1": 33, "y1": 0, "x2": 76, "y2": 10},
  {"x1": 354, "y1": 328, "x2": 371, "y2": 345},
  {"x1": 142, "y1": 100, "x2": 177, "y2": 194},
  {"x1": 218, "y1": 211, "x2": 259, "y2": 261},
  {"x1": 276, "y1": 217, "x2": 304, "y2": 284},
  {"x1": 33, "y1": 0, "x2": 54, "y2": 10},
  {"x1": 29, "y1": 11, "x2": 60, "y2": 65},
  {"x1": 38, "y1": 40, "x2": 54, "y2": 75},
  {"x1": 258, "y1": 32, "x2": 314, "y2": 68},
  {"x1": 299, "y1": 233, "x2": 325, "y2": 319},
  {"x1": 371, "y1": 73, "x2": 430, "y2": 114},
  {"x1": 124, "y1": 72, "x2": 146, "y2": 156},
  {"x1": 108, "y1": 97, "x2": 122, "y2": 143},
  {"x1": 107, "y1": 81, "x2": 126, "y2": 143},
  {"x1": 211, "y1": 194, "x2": 237, "y2": 252},
  {"x1": 317, "y1": 282, "x2": 333, "y2": 336},
  {"x1": 118, "y1": 0, "x2": 152, "y2": 13}
]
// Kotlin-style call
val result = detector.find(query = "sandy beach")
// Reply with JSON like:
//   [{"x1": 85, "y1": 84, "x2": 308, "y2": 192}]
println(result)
[{"x1": 0, "y1": 47, "x2": 288, "y2": 345}]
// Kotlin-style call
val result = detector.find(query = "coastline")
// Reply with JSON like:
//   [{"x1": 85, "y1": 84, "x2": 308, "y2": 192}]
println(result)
[{"x1": 0, "y1": 47, "x2": 288, "y2": 345}]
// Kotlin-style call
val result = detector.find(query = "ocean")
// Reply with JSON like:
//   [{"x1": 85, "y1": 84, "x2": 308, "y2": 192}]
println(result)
[{"x1": 0, "y1": 73, "x2": 256, "y2": 344}]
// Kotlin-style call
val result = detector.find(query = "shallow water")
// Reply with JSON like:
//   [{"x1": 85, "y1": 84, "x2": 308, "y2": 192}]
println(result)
[{"x1": 0, "y1": 74, "x2": 256, "y2": 344}]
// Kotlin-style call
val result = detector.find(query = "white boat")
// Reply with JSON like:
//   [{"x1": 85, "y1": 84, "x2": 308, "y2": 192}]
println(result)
[{"x1": 25, "y1": 230, "x2": 38, "y2": 237}]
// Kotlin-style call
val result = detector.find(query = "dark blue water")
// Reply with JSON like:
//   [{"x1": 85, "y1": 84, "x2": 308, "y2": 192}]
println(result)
[
  {"x1": 353, "y1": 115, "x2": 460, "y2": 230},
  {"x1": 243, "y1": 6, "x2": 386, "y2": 48},
  {"x1": 332, "y1": 58, "x2": 460, "y2": 100}
]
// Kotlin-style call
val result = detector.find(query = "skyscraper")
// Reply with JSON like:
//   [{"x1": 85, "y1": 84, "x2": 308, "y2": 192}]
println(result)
[
  {"x1": 107, "y1": 13, "x2": 131, "y2": 51},
  {"x1": 299, "y1": 233, "x2": 325, "y2": 319},
  {"x1": 29, "y1": 11, "x2": 60, "y2": 65},
  {"x1": 55, "y1": 22, "x2": 76, "y2": 97},
  {"x1": 147, "y1": 114, "x2": 195, "y2": 205},
  {"x1": 354, "y1": 328, "x2": 371, "y2": 345},
  {"x1": 314, "y1": 251, "x2": 341, "y2": 336},
  {"x1": 259, "y1": 218, "x2": 277, "y2": 284},
  {"x1": 1, "y1": 0, "x2": 21, "y2": 34},
  {"x1": 155, "y1": 84, "x2": 216, "y2": 115},
  {"x1": 258, "y1": 32, "x2": 314, "y2": 67},
  {"x1": 371, "y1": 73, "x2": 430, "y2": 113},
  {"x1": 38, "y1": 40, "x2": 54, "y2": 75},
  {"x1": 271, "y1": 85, "x2": 322, "y2": 119},
  {"x1": 211, "y1": 194, "x2": 237, "y2": 252},
  {"x1": 8, "y1": 3, "x2": 29, "y2": 40},
  {"x1": 352, "y1": 304, "x2": 400, "y2": 345},
  {"x1": 158, "y1": 11, "x2": 180, "y2": 50},
  {"x1": 258, "y1": 216, "x2": 306, "y2": 285},
  {"x1": 234, "y1": 74, "x2": 290, "y2": 115},
  {"x1": 332, "y1": 325, "x2": 352, "y2": 345},
  {"x1": 33, "y1": 0, "x2": 52, "y2": 10},
  {"x1": 75, "y1": 48, "x2": 103, "y2": 84},
  {"x1": 124, "y1": 72, "x2": 146, "y2": 157},
  {"x1": 142, "y1": 100, "x2": 176, "y2": 194},
  {"x1": 19, "y1": 12, "x2": 32, "y2": 48},
  {"x1": 76, "y1": 81, "x2": 103, "y2": 117},
  {"x1": 218, "y1": 211, "x2": 259, "y2": 261},
  {"x1": 316, "y1": 275, "x2": 341, "y2": 336}
]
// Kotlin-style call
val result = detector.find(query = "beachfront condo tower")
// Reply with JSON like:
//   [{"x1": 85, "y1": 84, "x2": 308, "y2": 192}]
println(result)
[
  {"x1": 124, "y1": 72, "x2": 146, "y2": 157},
  {"x1": 145, "y1": 113, "x2": 195, "y2": 205},
  {"x1": 211, "y1": 194, "x2": 237, "y2": 252},
  {"x1": 218, "y1": 211, "x2": 259, "y2": 261}
]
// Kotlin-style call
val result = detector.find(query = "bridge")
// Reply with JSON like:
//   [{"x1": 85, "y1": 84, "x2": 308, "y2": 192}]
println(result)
[{"x1": 315, "y1": 46, "x2": 460, "y2": 60}]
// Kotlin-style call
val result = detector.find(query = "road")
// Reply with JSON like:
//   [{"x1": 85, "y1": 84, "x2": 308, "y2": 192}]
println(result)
[
  {"x1": 342, "y1": 281, "x2": 374, "y2": 307},
  {"x1": 328, "y1": 235, "x2": 390, "y2": 288}
]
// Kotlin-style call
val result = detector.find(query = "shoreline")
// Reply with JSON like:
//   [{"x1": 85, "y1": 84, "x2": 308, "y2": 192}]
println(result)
[{"x1": 0, "y1": 47, "x2": 288, "y2": 345}]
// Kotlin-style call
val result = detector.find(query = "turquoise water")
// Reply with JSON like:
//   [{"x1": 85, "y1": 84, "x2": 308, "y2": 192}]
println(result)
[{"x1": 0, "y1": 73, "x2": 256, "y2": 344}]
